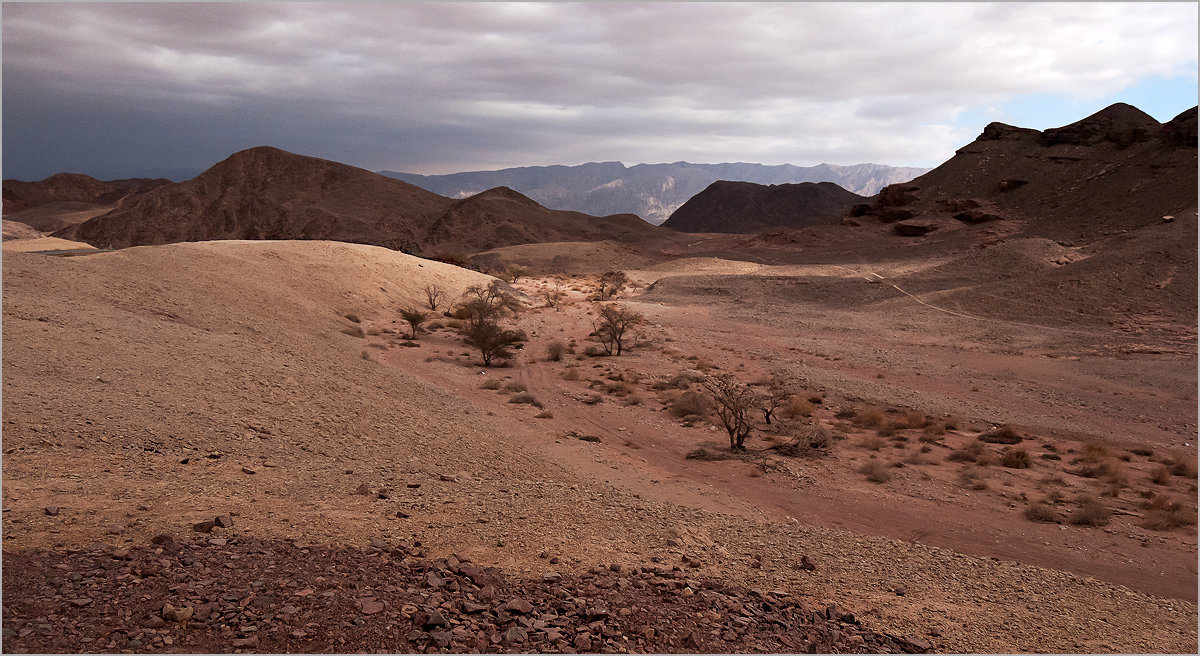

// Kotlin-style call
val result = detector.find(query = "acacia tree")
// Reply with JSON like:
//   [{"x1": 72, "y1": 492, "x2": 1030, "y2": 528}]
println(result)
[
  {"x1": 754, "y1": 375, "x2": 791, "y2": 425},
  {"x1": 596, "y1": 271, "x2": 628, "y2": 301},
  {"x1": 461, "y1": 321, "x2": 526, "y2": 366},
  {"x1": 543, "y1": 281, "x2": 566, "y2": 310},
  {"x1": 423, "y1": 284, "x2": 446, "y2": 312},
  {"x1": 400, "y1": 308, "x2": 426, "y2": 340},
  {"x1": 702, "y1": 374, "x2": 757, "y2": 451},
  {"x1": 592, "y1": 304, "x2": 643, "y2": 356}
]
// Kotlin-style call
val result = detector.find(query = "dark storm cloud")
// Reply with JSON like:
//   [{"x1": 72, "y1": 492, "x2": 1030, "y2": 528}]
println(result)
[{"x1": 3, "y1": 2, "x2": 1196, "y2": 180}]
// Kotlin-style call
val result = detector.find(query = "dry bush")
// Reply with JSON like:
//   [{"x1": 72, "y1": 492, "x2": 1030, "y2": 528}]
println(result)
[
  {"x1": 1141, "y1": 494, "x2": 1198, "y2": 531},
  {"x1": 366, "y1": 328, "x2": 381, "y2": 336},
  {"x1": 546, "y1": 340, "x2": 567, "y2": 362},
  {"x1": 581, "y1": 393, "x2": 603, "y2": 405},
  {"x1": 561, "y1": 367, "x2": 581, "y2": 381},
  {"x1": 343, "y1": 313, "x2": 361, "y2": 323},
  {"x1": 771, "y1": 421, "x2": 833, "y2": 458},
  {"x1": 670, "y1": 390, "x2": 712, "y2": 418},
  {"x1": 855, "y1": 407, "x2": 886, "y2": 428},
  {"x1": 341, "y1": 326, "x2": 365, "y2": 338},
  {"x1": 1129, "y1": 447, "x2": 1154, "y2": 458},
  {"x1": 957, "y1": 467, "x2": 990, "y2": 490},
  {"x1": 1024, "y1": 502, "x2": 1061, "y2": 523},
  {"x1": 1001, "y1": 449, "x2": 1033, "y2": 469},
  {"x1": 685, "y1": 447, "x2": 731, "y2": 461},
  {"x1": 922, "y1": 422, "x2": 946, "y2": 439},
  {"x1": 904, "y1": 410, "x2": 927, "y2": 429},
  {"x1": 508, "y1": 393, "x2": 543, "y2": 408},
  {"x1": 948, "y1": 439, "x2": 987, "y2": 463},
  {"x1": 1150, "y1": 465, "x2": 1172, "y2": 485},
  {"x1": 858, "y1": 460, "x2": 892, "y2": 483},
  {"x1": 605, "y1": 381, "x2": 635, "y2": 396},
  {"x1": 944, "y1": 415, "x2": 962, "y2": 430},
  {"x1": 1068, "y1": 495, "x2": 1111, "y2": 527},
  {"x1": 480, "y1": 379, "x2": 503, "y2": 390},
  {"x1": 858, "y1": 435, "x2": 886, "y2": 452},
  {"x1": 501, "y1": 380, "x2": 527, "y2": 393},
  {"x1": 1080, "y1": 439, "x2": 1111, "y2": 463},
  {"x1": 980, "y1": 425, "x2": 1022, "y2": 444},
  {"x1": 534, "y1": 410, "x2": 554, "y2": 419},
  {"x1": 781, "y1": 395, "x2": 814, "y2": 419},
  {"x1": 1039, "y1": 474, "x2": 1067, "y2": 487},
  {"x1": 625, "y1": 394, "x2": 645, "y2": 406},
  {"x1": 583, "y1": 345, "x2": 607, "y2": 357},
  {"x1": 652, "y1": 371, "x2": 702, "y2": 390},
  {"x1": 1169, "y1": 455, "x2": 1198, "y2": 478},
  {"x1": 904, "y1": 451, "x2": 931, "y2": 466}
]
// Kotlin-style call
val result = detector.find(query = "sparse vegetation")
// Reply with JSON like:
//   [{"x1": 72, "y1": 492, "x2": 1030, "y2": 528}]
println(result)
[
  {"x1": 858, "y1": 435, "x2": 886, "y2": 451},
  {"x1": 1024, "y1": 502, "x2": 1061, "y2": 523},
  {"x1": 948, "y1": 439, "x2": 987, "y2": 463},
  {"x1": 770, "y1": 420, "x2": 833, "y2": 458},
  {"x1": 980, "y1": 425, "x2": 1022, "y2": 444},
  {"x1": 858, "y1": 460, "x2": 892, "y2": 483},
  {"x1": 508, "y1": 392, "x2": 543, "y2": 408},
  {"x1": 480, "y1": 379, "x2": 503, "y2": 390},
  {"x1": 701, "y1": 374, "x2": 757, "y2": 451},
  {"x1": 1001, "y1": 448, "x2": 1033, "y2": 469},
  {"x1": 596, "y1": 270, "x2": 628, "y2": 300},
  {"x1": 501, "y1": 380, "x2": 527, "y2": 393},
  {"x1": 669, "y1": 390, "x2": 712, "y2": 418},
  {"x1": 854, "y1": 406, "x2": 886, "y2": 428},
  {"x1": 592, "y1": 303, "x2": 644, "y2": 356},
  {"x1": 1150, "y1": 465, "x2": 1172, "y2": 485},
  {"x1": 341, "y1": 325, "x2": 365, "y2": 338},
  {"x1": 1068, "y1": 495, "x2": 1111, "y2": 527},
  {"x1": 545, "y1": 340, "x2": 567, "y2": 362},
  {"x1": 423, "y1": 284, "x2": 446, "y2": 312},
  {"x1": 400, "y1": 308, "x2": 427, "y2": 340},
  {"x1": 1141, "y1": 494, "x2": 1198, "y2": 531},
  {"x1": 461, "y1": 321, "x2": 526, "y2": 367}
]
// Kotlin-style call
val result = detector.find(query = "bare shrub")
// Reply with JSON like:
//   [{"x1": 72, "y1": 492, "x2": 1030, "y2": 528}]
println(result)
[
  {"x1": 596, "y1": 270, "x2": 628, "y2": 300},
  {"x1": 508, "y1": 393, "x2": 543, "y2": 408},
  {"x1": 1024, "y1": 502, "x2": 1061, "y2": 523},
  {"x1": 501, "y1": 380, "x2": 527, "y2": 393},
  {"x1": 948, "y1": 439, "x2": 987, "y2": 463},
  {"x1": 922, "y1": 423, "x2": 946, "y2": 439},
  {"x1": 782, "y1": 395, "x2": 814, "y2": 419},
  {"x1": 957, "y1": 467, "x2": 989, "y2": 490},
  {"x1": 686, "y1": 447, "x2": 731, "y2": 461},
  {"x1": 670, "y1": 390, "x2": 712, "y2": 418},
  {"x1": 535, "y1": 410, "x2": 554, "y2": 419},
  {"x1": 771, "y1": 421, "x2": 833, "y2": 458},
  {"x1": 581, "y1": 393, "x2": 603, "y2": 405},
  {"x1": 701, "y1": 374, "x2": 757, "y2": 451},
  {"x1": 1068, "y1": 495, "x2": 1111, "y2": 526},
  {"x1": 1169, "y1": 454, "x2": 1198, "y2": 478},
  {"x1": 1129, "y1": 447, "x2": 1154, "y2": 458},
  {"x1": 904, "y1": 409, "x2": 927, "y2": 429},
  {"x1": 1001, "y1": 449, "x2": 1033, "y2": 469},
  {"x1": 546, "y1": 340, "x2": 567, "y2": 362},
  {"x1": 858, "y1": 460, "x2": 892, "y2": 483},
  {"x1": 980, "y1": 425, "x2": 1022, "y2": 444},
  {"x1": 592, "y1": 304, "x2": 644, "y2": 356},
  {"x1": 1080, "y1": 439, "x2": 1111, "y2": 463},
  {"x1": 583, "y1": 345, "x2": 607, "y2": 357},
  {"x1": 858, "y1": 435, "x2": 886, "y2": 451},
  {"x1": 341, "y1": 326, "x2": 365, "y2": 338},
  {"x1": 1141, "y1": 494, "x2": 1198, "y2": 531},
  {"x1": 855, "y1": 407, "x2": 886, "y2": 428},
  {"x1": 423, "y1": 284, "x2": 446, "y2": 312},
  {"x1": 562, "y1": 367, "x2": 581, "y2": 381},
  {"x1": 943, "y1": 415, "x2": 962, "y2": 430},
  {"x1": 480, "y1": 379, "x2": 503, "y2": 390},
  {"x1": 1150, "y1": 465, "x2": 1172, "y2": 485}
]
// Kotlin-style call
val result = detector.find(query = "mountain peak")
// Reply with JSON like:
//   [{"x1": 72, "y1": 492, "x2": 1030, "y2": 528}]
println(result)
[{"x1": 1040, "y1": 102, "x2": 1159, "y2": 147}]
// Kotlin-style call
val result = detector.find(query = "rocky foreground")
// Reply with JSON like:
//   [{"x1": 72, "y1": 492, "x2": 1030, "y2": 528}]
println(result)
[{"x1": 2, "y1": 534, "x2": 932, "y2": 654}]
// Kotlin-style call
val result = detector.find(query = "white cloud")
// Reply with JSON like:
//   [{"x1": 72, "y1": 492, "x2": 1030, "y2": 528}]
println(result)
[{"x1": 2, "y1": 2, "x2": 1196, "y2": 178}]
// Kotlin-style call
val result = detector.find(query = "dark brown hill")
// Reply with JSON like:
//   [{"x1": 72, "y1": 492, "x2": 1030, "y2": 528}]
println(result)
[
  {"x1": 57, "y1": 147, "x2": 453, "y2": 251},
  {"x1": 55, "y1": 147, "x2": 666, "y2": 254},
  {"x1": 851, "y1": 103, "x2": 1198, "y2": 244},
  {"x1": 661, "y1": 180, "x2": 865, "y2": 233},
  {"x1": 3, "y1": 174, "x2": 172, "y2": 231},
  {"x1": 424, "y1": 186, "x2": 663, "y2": 254}
]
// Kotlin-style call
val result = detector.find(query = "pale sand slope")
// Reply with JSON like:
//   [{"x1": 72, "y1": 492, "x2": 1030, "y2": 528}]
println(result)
[{"x1": 2, "y1": 239, "x2": 1195, "y2": 653}]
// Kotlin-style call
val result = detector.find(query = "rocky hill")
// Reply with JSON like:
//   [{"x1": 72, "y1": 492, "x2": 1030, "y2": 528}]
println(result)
[
  {"x1": 382, "y1": 161, "x2": 927, "y2": 225},
  {"x1": 660, "y1": 181, "x2": 866, "y2": 233},
  {"x1": 849, "y1": 103, "x2": 1197, "y2": 243},
  {"x1": 54, "y1": 147, "x2": 666, "y2": 255},
  {"x1": 2, "y1": 173, "x2": 173, "y2": 231}
]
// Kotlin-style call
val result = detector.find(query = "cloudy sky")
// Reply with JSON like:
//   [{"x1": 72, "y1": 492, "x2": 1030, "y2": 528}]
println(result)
[{"x1": 3, "y1": 2, "x2": 1197, "y2": 181}]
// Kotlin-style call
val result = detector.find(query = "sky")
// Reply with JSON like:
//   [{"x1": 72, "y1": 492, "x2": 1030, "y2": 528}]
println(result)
[{"x1": 2, "y1": 2, "x2": 1197, "y2": 181}]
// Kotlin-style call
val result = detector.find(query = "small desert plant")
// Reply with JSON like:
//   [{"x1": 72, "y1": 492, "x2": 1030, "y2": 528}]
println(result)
[
  {"x1": 581, "y1": 393, "x2": 603, "y2": 405},
  {"x1": 858, "y1": 435, "x2": 886, "y2": 452},
  {"x1": 480, "y1": 379, "x2": 503, "y2": 390},
  {"x1": 854, "y1": 407, "x2": 886, "y2": 428},
  {"x1": 1001, "y1": 449, "x2": 1033, "y2": 469},
  {"x1": 561, "y1": 367, "x2": 581, "y2": 381},
  {"x1": 1024, "y1": 502, "x2": 1061, "y2": 523},
  {"x1": 904, "y1": 409, "x2": 927, "y2": 429},
  {"x1": 583, "y1": 345, "x2": 607, "y2": 357},
  {"x1": 1150, "y1": 465, "x2": 1172, "y2": 485},
  {"x1": 508, "y1": 393, "x2": 543, "y2": 408},
  {"x1": 858, "y1": 460, "x2": 892, "y2": 483},
  {"x1": 1141, "y1": 494, "x2": 1198, "y2": 531},
  {"x1": 546, "y1": 340, "x2": 567, "y2": 362},
  {"x1": 771, "y1": 421, "x2": 833, "y2": 458},
  {"x1": 1080, "y1": 439, "x2": 1111, "y2": 463},
  {"x1": 948, "y1": 439, "x2": 987, "y2": 463},
  {"x1": 1068, "y1": 495, "x2": 1111, "y2": 526},
  {"x1": 781, "y1": 395, "x2": 814, "y2": 419},
  {"x1": 957, "y1": 467, "x2": 990, "y2": 490},
  {"x1": 400, "y1": 308, "x2": 427, "y2": 340},
  {"x1": 626, "y1": 394, "x2": 645, "y2": 406},
  {"x1": 1169, "y1": 455, "x2": 1198, "y2": 478},
  {"x1": 980, "y1": 425, "x2": 1022, "y2": 444},
  {"x1": 534, "y1": 410, "x2": 554, "y2": 419},
  {"x1": 501, "y1": 380, "x2": 527, "y2": 393},
  {"x1": 423, "y1": 284, "x2": 446, "y2": 312},
  {"x1": 670, "y1": 390, "x2": 712, "y2": 418},
  {"x1": 341, "y1": 326, "x2": 365, "y2": 338},
  {"x1": 685, "y1": 447, "x2": 731, "y2": 461},
  {"x1": 943, "y1": 415, "x2": 962, "y2": 430},
  {"x1": 922, "y1": 422, "x2": 947, "y2": 439},
  {"x1": 1129, "y1": 447, "x2": 1154, "y2": 458}
]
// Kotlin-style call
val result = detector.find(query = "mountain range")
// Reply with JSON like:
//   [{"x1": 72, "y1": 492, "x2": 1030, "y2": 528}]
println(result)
[{"x1": 380, "y1": 161, "x2": 928, "y2": 225}]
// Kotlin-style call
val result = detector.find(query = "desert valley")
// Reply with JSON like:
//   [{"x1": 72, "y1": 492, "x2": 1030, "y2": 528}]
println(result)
[{"x1": 2, "y1": 101, "x2": 1198, "y2": 655}]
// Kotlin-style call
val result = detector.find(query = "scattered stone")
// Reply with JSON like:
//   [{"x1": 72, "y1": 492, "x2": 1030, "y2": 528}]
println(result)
[
  {"x1": 110, "y1": 547, "x2": 130, "y2": 559},
  {"x1": 208, "y1": 538, "x2": 227, "y2": 547},
  {"x1": 214, "y1": 515, "x2": 234, "y2": 528},
  {"x1": 193, "y1": 520, "x2": 215, "y2": 533},
  {"x1": 150, "y1": 534, "x2": 177, "y2": 552},
  {"x1": 504, "y1": 598, "x2": 534, "y2": 614},
  {"x1": 353, "y1": 482, "x2": 371, "y2": 495},
  {"x1": 43, "y1": 506, "x2": 60, "y2": 516},
  {"x1": 231, "y1": 636, "x2": 258, "y2": 648},
  {"x1": 359, "y1": 599, "x2": 384, "y2": 615},
  {"x1": 68, "y1": 597, "x2": 93, "y2": 607},
  {"x1": 439, "y1": 474, "x2": 457, "y2": 482},
  {"x1": 162, "y1": 604, "x2": 194, "y2": 623},
  {"x1": 241, "y1": 467, "x2": 257, "y2": 475},
  {"x1": 422, "y1": 610, "x2": 449, "y2": 628},
  {"x1": 144, "y1": 616, "x2": 165, "y2": 629},
  {"x1": 573, "y1": 633, "x2": 593, "y2": 650},
  {"x1": 800, "y1": 555, "x2": 817, "y2": 571},
  {"x1": 503, "y1": 625, "x2": 528, "y2": 644}
]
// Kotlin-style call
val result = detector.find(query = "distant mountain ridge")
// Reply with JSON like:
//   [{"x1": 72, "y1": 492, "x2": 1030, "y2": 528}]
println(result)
[
  {"x1": 380, "y1": 161, "x2": 928, "y2": 225},
  {"x1": 662, "y1": 181, "x2": 866, "y2": 233}
]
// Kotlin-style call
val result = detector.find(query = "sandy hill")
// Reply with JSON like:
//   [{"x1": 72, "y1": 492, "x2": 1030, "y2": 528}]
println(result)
[
  {"x1": 851, "y1": 103, "x2": 1197, "y2": 244},
  {"x1": 661, "y1": 180, "x2": 866, "y2": 233},
  {"x1": 52, "y1": 147, "x2": 669, "y2": 256}
]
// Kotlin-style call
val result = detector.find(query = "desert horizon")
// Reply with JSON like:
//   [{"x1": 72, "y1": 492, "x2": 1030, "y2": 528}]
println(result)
[{"x1": 3, "y1": 2, "x2": 1198, "y2": 655}]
